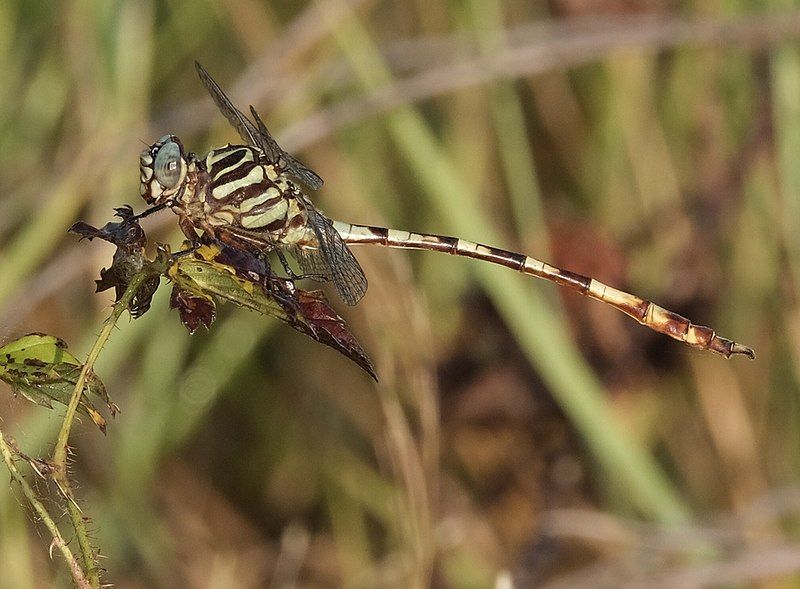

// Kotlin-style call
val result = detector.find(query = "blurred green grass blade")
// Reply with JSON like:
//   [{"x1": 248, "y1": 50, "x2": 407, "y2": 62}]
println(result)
[
  {"x1": 327, "y1": 4, "x2": 689, "y2": 524},
  {"x1": 115, "y1": 306, "x2": 192, "y2": 488},
  {"x1": 111, "y1": 310, "x2": 273, "y2": 488},
  {"x1": 770, "y1": 42, "x2": 800, "y2": 293},
  {"x1": 0, "y1": 489, "x2": 35, "y2": 589},
  {"x1": 325, "y1": 470, "x2": 372, "y2": 585},
  {"x1": 442, "y1": 548, "x2": 495, "y2": 589},
  {"x1": 105, "y1": 307, "x2": 277, "y2": 575},
  {"x1": 163, "y1": 312, "x2": 274, "y2": 451},
  {"x1": 0, "y1": 153, "x2": 102, "y2": 309},
  {"x1": 464, "y1": 0, "x2": 548, "y2": 242}
]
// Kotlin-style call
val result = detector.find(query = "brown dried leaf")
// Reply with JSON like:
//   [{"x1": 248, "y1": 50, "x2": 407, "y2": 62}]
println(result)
[
  {"x1": 70, "y1": 206, "x2": 160, "y2": 317},
  {"x1": 169, "y1": 286, "x2": 217, "y2": 334}
]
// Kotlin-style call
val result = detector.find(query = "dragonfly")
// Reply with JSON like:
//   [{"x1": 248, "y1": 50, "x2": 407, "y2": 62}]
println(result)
[{"x1": 137, "y1": 62, "x2": 755, "y2": 360}]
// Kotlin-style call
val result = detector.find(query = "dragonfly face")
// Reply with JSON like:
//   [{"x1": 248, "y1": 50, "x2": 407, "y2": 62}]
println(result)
[{"x1": 139, "y1": 134, "x2": 189, "y2": 205}]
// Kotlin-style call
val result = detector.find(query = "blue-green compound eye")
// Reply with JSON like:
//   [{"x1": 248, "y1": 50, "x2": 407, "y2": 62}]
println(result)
[{"x1": 154, "y1": 141, "x2": 182, "y2": 188}]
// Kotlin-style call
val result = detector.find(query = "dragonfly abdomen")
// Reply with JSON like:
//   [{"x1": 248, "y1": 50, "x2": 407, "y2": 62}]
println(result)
[{"x1": 333, "y1": 221, "x2": 755, "y2": 359}]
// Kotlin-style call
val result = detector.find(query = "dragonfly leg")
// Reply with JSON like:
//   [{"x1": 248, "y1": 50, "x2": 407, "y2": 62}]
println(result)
[
  {"x1": 274, "y1": 248, "x2": 327, "y2": 282},
  {"x1": 178, "y1": 214, "x2": 203, "y2": 244},
  {"x1": 171, "y1": 243, "x2": 201, "y2": 260},
  {"x1": 131, "y1": 202, "x2": 167, "y2": 222},
  {"x1": 266, "y1": 279, "x2": 302, "y2": 313}
]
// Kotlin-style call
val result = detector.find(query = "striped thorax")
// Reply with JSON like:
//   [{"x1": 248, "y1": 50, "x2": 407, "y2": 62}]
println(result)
[{"x1": 201, "y1": 144, "x2": 309, "y2": 244}]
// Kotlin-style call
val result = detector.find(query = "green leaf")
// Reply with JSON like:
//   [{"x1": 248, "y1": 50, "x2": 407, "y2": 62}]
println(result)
[
  {"x1": 0, "y1": 334, "x2": 115, "y2": 433},
  {"x1": 167, "y1": 248, "x2": 292, "y2": 322}
]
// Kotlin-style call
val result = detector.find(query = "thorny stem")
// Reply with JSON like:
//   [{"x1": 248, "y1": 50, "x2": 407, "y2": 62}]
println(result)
[
  {"x1": 0, "y1": 428, "x2": 91, "y2": 589},
  {"x1": 51, "y1": 269, "x2": 157, "y2": 588}
]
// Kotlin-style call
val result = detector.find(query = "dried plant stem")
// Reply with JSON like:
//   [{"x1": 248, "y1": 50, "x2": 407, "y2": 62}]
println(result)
[
  {"x1": 0, "y1": 428, "x2": 91, "y2": 589},
  {"x1": 51, "y1": 270, "x2": 156, "y2": 589}
]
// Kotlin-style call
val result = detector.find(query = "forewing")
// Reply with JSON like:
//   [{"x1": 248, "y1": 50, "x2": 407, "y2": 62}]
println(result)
[
  {"x1": 302, "y1": 203, "x2": 367, "y2": 306},
  {"x1": 195, "y1": 62, "x2": 324, "y2": 191},
  {"x1": 249, "y1": 106, "x2": 323, "y2": 190},
  {"x1": 195, "y1": 61, "x2": 259, "y2": 146}
]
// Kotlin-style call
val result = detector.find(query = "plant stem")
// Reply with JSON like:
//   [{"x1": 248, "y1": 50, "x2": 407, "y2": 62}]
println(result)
[
  {"x1": 51, "y1": 269, "x2": 155, "y2": 588},
  {"x1": 0, "y1": 427, "x2": 91, "y2": 589}
]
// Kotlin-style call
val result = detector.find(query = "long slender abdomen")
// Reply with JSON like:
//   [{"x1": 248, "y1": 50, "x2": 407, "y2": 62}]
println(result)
[{"x1": 333, "y1": 221, "x2": 755, "y2": 359}]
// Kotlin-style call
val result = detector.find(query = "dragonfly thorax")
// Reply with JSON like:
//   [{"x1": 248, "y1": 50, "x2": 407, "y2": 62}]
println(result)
[{"x1": 192, "y1": 144, "x2": 311, "y2": 244}]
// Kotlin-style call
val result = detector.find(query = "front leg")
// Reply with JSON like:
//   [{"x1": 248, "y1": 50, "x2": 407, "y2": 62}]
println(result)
[{"x1": 177, "y1": 214, "x2": 202, "y2": 244}]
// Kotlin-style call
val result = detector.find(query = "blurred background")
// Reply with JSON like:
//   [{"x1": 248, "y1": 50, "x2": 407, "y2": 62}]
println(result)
[{"x1": 0, "y1": 1, "x2": 798, "y2": 587}]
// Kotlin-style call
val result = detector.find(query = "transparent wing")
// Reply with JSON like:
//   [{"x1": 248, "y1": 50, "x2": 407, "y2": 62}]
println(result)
[
  {"x1": 298, "y1": 203, "x2": 368, "y2": 306},
  {"x1": 195, "y1": 61, "x2": 259, "y2": 146},
  {"x1": 248, "y1": 106, "x2": 323, "y2": 190},
  {"x1": 289, "y1": 244, "x2": 330, "y2": 277},
  {"x1": 195, "y1": 61, "x2": 323, "y2": 191}
]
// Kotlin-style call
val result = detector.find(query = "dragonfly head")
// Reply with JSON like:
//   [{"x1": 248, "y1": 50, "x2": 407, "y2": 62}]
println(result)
[{"x1": 139, "y1": 134, "x2": 188, "y2": 205}]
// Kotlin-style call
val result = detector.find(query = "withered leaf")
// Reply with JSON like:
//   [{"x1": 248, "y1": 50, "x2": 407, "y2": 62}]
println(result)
[
  {"x1": 70, "y1": 205, "x2": 146, "y2": 250},
  {"x1": 169, "y1": 286, "x2": 217, "y2": 334},
  {"x1": 0, "y1": 334, "x2": 116, "y2": 433},
  {"x1": 292, "y1": 290, "x2": 377, "y2": 380},
  {"x1": 70, "y1": 205, "x2": 160, "y2": 317},
  {"x1": 167, "y1": 245, "x2": 377, "y2": 379}
]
